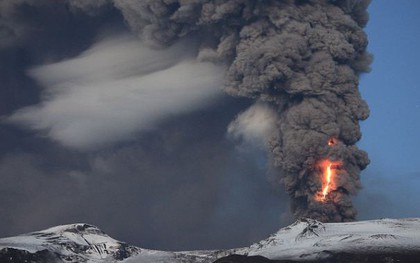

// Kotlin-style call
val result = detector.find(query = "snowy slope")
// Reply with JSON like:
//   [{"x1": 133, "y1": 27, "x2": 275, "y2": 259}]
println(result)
[
  {"x1": 1, "y1": 218, "x2": 420, "y2": 262},
  {"x1": 125, "y1": 218, "x2": 420, "y2": 262},
  {"x1": 235, "y1": 218, "x2": 420, "y2": 261},
  {"x1": 0, "y1": 223, "x2": 140, "y2": 262}
]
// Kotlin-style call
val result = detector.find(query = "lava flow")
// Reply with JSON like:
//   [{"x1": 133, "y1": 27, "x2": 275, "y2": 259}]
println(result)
[
  {"x1": 315, "y1": 160, "x2": 341, "y2": 202},
  {"x1": 314, "y1": 137, "x2": 341, "y2": 202}
]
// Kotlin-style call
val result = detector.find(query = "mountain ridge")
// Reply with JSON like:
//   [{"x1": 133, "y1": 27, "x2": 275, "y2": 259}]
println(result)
[{"x1": 1, "y1": 218, "x2": 420, "y2": 262}]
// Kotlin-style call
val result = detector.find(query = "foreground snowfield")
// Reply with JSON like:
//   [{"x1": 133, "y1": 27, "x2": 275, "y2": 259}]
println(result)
[
  {"x1": 236, "y1": 218, "x2": 420, "y2": 261},
  {"x1": 1, "y1": 218, "x2": 420, "y2": 262}
]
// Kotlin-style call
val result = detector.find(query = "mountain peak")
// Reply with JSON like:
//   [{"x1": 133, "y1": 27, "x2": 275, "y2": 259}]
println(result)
[
  {"x1": 0, "y1": 223, "x2": 140, "y2": 262},
  {"x1": 1, "y1": 218, "x2": 420, "y2": 262},
  {"x1": 32, "y1": 223, "x2": 103, "y2": 235}
]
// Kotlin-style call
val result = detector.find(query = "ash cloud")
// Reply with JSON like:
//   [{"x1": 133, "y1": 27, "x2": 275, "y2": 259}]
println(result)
[
  {"x1": 0, "y1": 0, "x2": 373, "y2": 252},
  {"x1": 0, "y1": 98, "x2": 290, "y2": 250},
  {"x1": 115, "y1": 0, "x2": 372, "y2": 222},
  {"x1": 0, "y1": 0, "x2": 289, "y2": 250},
  {"x1": 227, "y1": 103, "x2": 278, "y2": 149},
  {"x1": 7, "y1": 35, "x2": 225, "y2": 149}
]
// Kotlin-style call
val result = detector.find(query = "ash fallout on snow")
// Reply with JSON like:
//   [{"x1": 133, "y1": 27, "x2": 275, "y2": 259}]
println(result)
[{"x1": 115, "y1": 0, "x2": 372, "y2": 222}]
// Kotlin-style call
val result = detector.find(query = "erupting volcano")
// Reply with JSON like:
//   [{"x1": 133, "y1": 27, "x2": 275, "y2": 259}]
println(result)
[{"x1": 117, "y1": 0, "x2": 372, "y2": 223}]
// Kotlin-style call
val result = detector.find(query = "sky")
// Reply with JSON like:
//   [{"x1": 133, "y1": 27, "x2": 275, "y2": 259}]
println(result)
[
  {"x1": 355, "y1": 0, "x2": 420, "y2": 219},
  {"x1": 0, "y1": 0, "x2": 419, "y2": 252}
]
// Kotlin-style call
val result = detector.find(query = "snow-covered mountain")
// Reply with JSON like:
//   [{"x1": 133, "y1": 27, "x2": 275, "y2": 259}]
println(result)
[
  {"x1": 0, "y1": 223, "x2": 140, "y2": 262},
  {"x1": 1, "y1": 218, "x2": 420, "y2": 263}
]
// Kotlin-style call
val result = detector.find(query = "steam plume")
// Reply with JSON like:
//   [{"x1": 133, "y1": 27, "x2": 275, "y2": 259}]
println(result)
[{"x1": 113, "y1": 0, "x2": 372, "y2": 222}]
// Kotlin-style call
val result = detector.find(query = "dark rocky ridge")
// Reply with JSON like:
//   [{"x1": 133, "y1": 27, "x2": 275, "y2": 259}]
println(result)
[
  {"x1": 0, "y1": 248, "x2": 60, "y2": 263},
  {"x1": 214, "y1": 253, "x2": 420, "y2": 263},
  {"x1": 214, "y1": 254, "x2": 294, "y2": 263}
]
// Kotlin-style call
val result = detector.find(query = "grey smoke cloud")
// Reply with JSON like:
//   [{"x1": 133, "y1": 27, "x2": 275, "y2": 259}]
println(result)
[
  {"x1": 0, "y1": 0, "x2": 111, "y2": 49},
  {"x1": 113, "y1": 0, "x2": 372, "y2": 222},
  {"x1": 0, "y1": 99, "x2": 291, "y2": 251},
  {"x1": 0, "y1": 0, "x2": 377, "y2": 252},
  {"x1": 7, "y1": 35, "x2": 225, "y2": 149},
  {"x1": 0, "y1": 0, "x2": 30, "y2": 48},
  {"x1": 228, "y1": 103, "x2": 278, "y2": 149},
  {"x1": 0, "y1": 0, "x2": 291, "y2": 250}
]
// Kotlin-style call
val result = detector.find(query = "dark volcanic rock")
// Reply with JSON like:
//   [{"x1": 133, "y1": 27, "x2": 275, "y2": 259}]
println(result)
[
  {"x1": 326, "y1": 252, "x2": 420, "y2": 263},
  {"x1": 0, "y1": 248, "x2": 61, "y2": 263},
  {"x1": 214, "y1": 253, "x2": 420, "y2": 263},
  {"x1": 214, "y1": 254, "x2": 294, "y2": 263}
]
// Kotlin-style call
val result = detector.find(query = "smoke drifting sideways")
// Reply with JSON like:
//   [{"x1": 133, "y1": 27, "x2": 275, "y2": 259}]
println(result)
[
  {"x1": 115, "y1": 0, "x2": 372, "y2": 222},
  {"x1": 7, "y1": 35, "x2": 225, "y2": 149},
  {"x1": 0, "y1": 0, "x2": 291, "y2": 250}
]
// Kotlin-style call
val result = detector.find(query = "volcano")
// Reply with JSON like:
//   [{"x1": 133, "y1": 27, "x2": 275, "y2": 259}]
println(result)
[{"x1": 1, "y1": 218, "x2": 420, "y2": 263}]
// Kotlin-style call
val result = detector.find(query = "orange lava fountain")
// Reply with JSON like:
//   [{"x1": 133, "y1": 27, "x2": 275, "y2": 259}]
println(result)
[
  {"x1": 322, "y1": 162, "x2": 333, "y2": 198},
  {"x1": 314, "y1": 137, "x2": 341, "y2": 202},
  {"x1": 315, "y1": 160, "x2": 341, "y2": 202}
]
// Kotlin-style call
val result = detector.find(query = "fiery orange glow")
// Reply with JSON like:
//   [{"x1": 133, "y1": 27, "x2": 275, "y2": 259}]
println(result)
[
  {"x1": 328, "y1": 137, "x2": 337, "y2": 146},
  {"x1": 315, "y1": 160, "x2": 341, "y2": 202}
]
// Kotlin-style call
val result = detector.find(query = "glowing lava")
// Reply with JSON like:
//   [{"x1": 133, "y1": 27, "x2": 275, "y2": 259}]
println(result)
[
  {"x1": 328, "y1": 137, "x2": 337, "y2": 146},
  {"x1": 315, "y1": 160, "x2": 341, "y2": 202}
]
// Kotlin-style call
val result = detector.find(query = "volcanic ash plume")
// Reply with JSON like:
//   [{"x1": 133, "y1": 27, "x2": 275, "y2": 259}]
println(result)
[{"x1": 113, "y1": 0, "x2": 372, "y2": 222}]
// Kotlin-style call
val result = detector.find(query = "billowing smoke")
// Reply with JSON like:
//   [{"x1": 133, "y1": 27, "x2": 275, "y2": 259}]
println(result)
[
  {"x1": 112, "y1": 0, "x2": 372, "y2": 222},
  {"x1": 227, "y1": 103, "x2": 278, "y2": 149}
]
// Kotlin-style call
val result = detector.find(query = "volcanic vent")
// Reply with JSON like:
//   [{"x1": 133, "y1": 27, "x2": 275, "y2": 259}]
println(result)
[{"x1": 112, "y1": 0, "x2": 372, "y2": 222}]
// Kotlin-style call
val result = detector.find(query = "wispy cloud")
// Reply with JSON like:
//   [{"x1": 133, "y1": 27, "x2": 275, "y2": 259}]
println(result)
[
  {"x1": 227, "y1": 103, "x2": 278, "y2": 148},
  {"x1": 7, "y1": 35, "x2": 225, "y2": 149}
]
